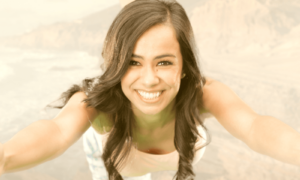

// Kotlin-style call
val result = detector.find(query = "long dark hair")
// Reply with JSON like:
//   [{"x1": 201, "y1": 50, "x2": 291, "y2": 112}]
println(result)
[{"x1": 52, "y1": 0, "x2": 210, "y2": 179}]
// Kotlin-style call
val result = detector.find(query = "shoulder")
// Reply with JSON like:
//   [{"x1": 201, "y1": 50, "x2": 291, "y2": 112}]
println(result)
[
  {"x1": 57, "y1": 91, "x2": 112, "y2": 135},
  {"x1": 201, "y1": 77, "x2": 238, "y2": 112},
  {"x1": 65, "y1": 91, "x2": 98, "y2": 120},
  {"x1": 54, "y1": 92, "x2": 99, "y2": 128},
  {"x1": 200, "y1": 77, "x2": 258, "y2": 141},
  {"x1": 52, "y1": 92, "x2": 99, "y2": 146},
  {"x1": 202, "y1": 77, "x2": 224, "y2": 94},
  {"x1": 198, "y1": 77, "x2": 221, "y2": 117},
  {"x1": 75, "y1": 92, "x2": 113, "y2": 135}
]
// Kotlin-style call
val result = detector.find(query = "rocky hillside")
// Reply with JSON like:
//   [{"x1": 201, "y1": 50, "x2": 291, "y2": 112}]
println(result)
[
  {"x1": 1, "y1": 5, "x2": 121, "y2": 56},
  {"x1": 1, "y1": 0, "x2": 300, "y2": 56},
  {"x1": 191, "y1": 0, "x2": 300, "y2": 55}
]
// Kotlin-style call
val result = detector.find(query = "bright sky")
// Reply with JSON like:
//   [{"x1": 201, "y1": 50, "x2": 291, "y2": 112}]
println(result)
[{"x1": 0, "y1": 0, "x2": 119, "y2": 37}]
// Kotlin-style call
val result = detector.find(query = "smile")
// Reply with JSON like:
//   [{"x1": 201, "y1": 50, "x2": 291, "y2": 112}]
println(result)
[{"x1": 137, "y1": 90, "x2": 163, "y2": 100}]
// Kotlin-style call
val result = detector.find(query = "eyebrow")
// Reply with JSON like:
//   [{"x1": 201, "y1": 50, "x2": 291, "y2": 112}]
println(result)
[{"x1": 132, "y1": 54, "x2": 176, "y2": 60}]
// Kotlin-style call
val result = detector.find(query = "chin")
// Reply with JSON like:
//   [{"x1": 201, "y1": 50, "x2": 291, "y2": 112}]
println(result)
[
  {"x1": 140, "y1": 108, "x2": 163, "y2": 115},
  {"x1": 133, "y1": 104, "x2": 164, "y2": 116}
]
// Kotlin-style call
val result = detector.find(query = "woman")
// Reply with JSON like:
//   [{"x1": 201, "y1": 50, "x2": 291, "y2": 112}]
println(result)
[{"x1": 0, "y1": 0, "x2": 300, "y2": 180}]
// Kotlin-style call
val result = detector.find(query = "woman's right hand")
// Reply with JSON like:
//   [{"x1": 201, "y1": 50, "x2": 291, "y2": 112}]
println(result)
[{"x1": 0, "y1": 143, "x2": 5, "y2": 176}]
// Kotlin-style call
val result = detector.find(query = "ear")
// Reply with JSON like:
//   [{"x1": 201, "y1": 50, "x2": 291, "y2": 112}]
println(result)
[{"x1": 181, "y1": 73, "x2": 186, "y2": 79}]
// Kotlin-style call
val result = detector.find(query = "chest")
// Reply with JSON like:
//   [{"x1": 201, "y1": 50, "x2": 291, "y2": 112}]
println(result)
[
  {"x1": 92, "y1": 114, "x2": 177, "y2": 154},
  {"x1": 132, "y1": 128, "x2": 176, "y2": 154}
]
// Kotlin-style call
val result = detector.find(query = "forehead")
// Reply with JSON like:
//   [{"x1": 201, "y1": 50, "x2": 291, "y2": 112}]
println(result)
[{"x1": 133, "y1": 24, "x2": 181, "y2": 57}]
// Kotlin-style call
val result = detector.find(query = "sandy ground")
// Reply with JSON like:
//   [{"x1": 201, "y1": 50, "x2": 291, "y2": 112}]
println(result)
[{"x1": 0, "y1": 48, "x2": 299, "y2": 180}]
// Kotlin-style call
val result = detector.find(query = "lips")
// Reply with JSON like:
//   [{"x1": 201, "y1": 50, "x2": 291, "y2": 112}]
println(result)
[
  {"x1": 135, "y1": 90, "x2": 164, "y2": 103},
  {"x1": 137, "y1": 90, "x2": 163, "y2": 99}
]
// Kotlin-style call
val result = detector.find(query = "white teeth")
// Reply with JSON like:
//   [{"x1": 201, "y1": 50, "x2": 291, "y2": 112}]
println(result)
[{"x1": 137, "y1": 90, "x2": 162, "y2": 100}]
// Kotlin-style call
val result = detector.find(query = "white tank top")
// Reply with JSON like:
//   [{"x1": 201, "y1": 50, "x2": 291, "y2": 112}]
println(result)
[{"x1": 92, "y1": 126, "x2": 207, "y2": 177}]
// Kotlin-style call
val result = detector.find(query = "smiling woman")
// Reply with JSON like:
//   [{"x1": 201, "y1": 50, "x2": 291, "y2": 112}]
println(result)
[
  {"x1": 76, "y1": 0, "x2": 209, "y2": 179},
  {"x1": 1, "y1": 0, "x2": 300, "y2": 180},
  {"x1": 122, "y1": 24, "x2": 183, "y2": 116}
]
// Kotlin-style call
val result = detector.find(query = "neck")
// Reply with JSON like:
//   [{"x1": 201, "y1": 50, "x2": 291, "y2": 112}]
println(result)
[{"x1": 132, "y1": 101, "x2": 176, "y2": 133}]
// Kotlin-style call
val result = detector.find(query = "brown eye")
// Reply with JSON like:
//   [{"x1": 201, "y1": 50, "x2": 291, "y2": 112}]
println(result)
[
  {"x1": 157, "y1": 61, "x2": 173, "y2": 66},
  {"x1": 129, "y1": 60, "x2": 140, "y2": 66}
]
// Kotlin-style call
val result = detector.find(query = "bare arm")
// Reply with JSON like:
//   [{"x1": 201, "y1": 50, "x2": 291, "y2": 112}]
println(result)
[
  {"x1": 202, "y1": 78, "x2": 300, "y2": 166},
  {"x1": 248, "y1": 115, "x2": 300, "y2": 166},
  {"x1": 1, "y1": 92, "x2": 98, "y2": 174},
  {"x1": 2, "y1": 120, "x2": 67, "y2": 173}
]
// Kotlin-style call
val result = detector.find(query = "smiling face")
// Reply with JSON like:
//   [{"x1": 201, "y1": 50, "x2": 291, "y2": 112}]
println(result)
[{"x1": 121, "y1": 24, "x2": 183, "y2": 116}]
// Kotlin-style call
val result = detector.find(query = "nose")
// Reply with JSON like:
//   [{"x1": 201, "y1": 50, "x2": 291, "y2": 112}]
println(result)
[{"x1": 140, "y1": 65, "x2": 159, "y2": 88}]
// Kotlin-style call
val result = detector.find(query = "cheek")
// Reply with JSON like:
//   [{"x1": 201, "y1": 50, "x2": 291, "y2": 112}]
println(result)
[
  {"x1": 121, "y1": 69, "x2": 139, "y2": 94},
  {"x1": 121, "y1": 70, "x2": 133, "y2": 92},
  {"x1": 158, "y1": 67, "x2": 181, "y2": 89}
]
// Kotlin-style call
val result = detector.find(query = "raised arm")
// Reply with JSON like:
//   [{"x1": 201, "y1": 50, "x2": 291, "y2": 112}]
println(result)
[
  {"x1": 0, "y1": 92, "x2": 98, "y2": 175},
  {"x1": 202, "y1": 78, "x2": 300, "y2": 166}
]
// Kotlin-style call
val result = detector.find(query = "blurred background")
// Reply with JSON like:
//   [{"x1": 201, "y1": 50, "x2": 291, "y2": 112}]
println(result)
[{"x1": 0, "y1": 0, "x2": 299, "y2": 179}]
